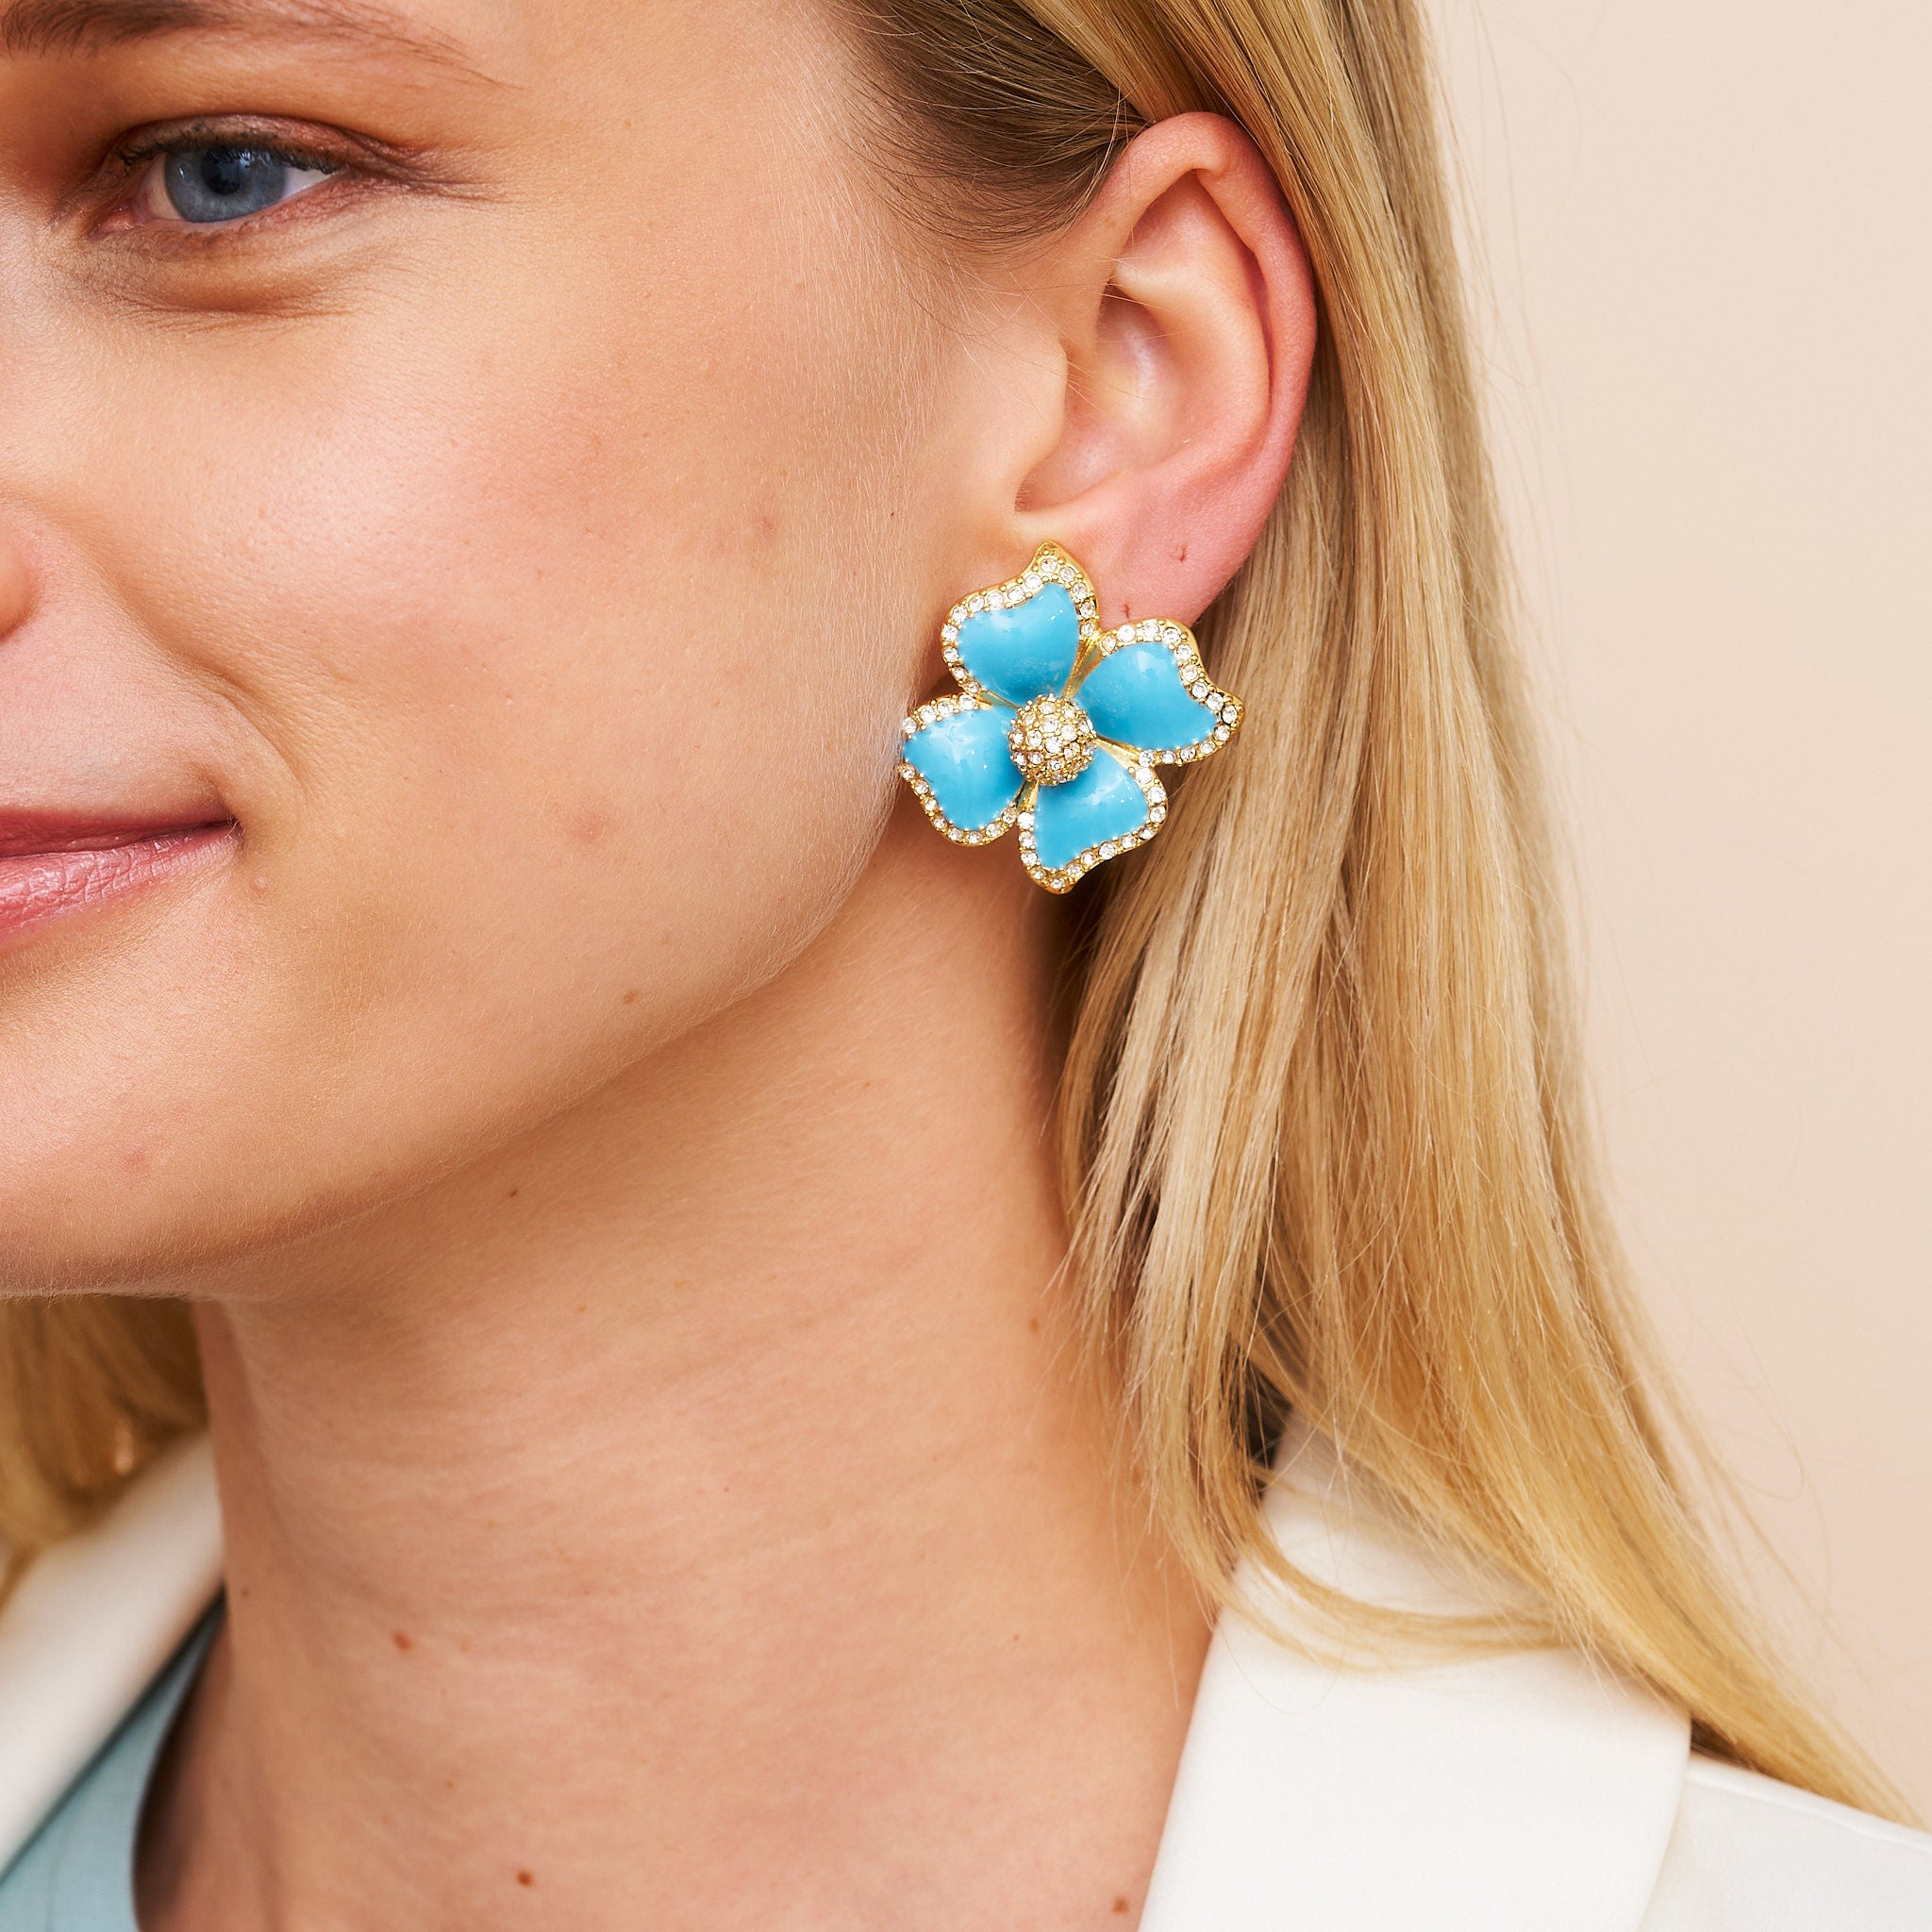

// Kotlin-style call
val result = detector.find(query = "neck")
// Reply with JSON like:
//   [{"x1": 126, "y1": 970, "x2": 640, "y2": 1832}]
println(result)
[{"x1": 144, "y1": 822, "x2": 1209, "y2": 1932}]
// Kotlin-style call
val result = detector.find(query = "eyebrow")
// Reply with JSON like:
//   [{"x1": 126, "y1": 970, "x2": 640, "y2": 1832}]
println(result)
[{"x1": 0, "y1": 0, "x2": 467, "y2": 63}]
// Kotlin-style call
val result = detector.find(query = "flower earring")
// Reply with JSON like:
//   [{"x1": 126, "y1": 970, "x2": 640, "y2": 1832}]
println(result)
[{"x1": 897, "y1": 543, "x2": 1243, "y2": 891}]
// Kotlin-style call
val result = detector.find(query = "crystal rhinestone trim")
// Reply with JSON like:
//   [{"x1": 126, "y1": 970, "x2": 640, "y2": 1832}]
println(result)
[{"x1": 1007, "y1": 692, "x2": 1097, "y2": 787}]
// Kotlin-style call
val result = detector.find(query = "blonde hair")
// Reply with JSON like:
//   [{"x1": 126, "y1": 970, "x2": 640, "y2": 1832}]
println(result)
[
  {"x1": 0, "y1": 0, "x2": 1898, "y2": 1821},
  {"x1": 844, "y1": 0, "x2": 1898, "y2": 1813}
]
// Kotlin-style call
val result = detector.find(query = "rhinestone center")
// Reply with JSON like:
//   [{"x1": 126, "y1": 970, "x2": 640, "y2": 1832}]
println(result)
[{"x1": 1008, "y1": 693, "x2": 1095, "y2": 787}]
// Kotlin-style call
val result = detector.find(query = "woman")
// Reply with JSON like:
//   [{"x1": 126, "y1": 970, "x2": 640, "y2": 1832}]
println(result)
[{"x1": 0, "y1": 0, "x2": 1924, "y2": 1925}]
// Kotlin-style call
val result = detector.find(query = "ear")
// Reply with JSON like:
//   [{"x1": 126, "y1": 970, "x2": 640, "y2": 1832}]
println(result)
[{"x1": 988, "y1": 114, "x2": 1316, "y2": 625}]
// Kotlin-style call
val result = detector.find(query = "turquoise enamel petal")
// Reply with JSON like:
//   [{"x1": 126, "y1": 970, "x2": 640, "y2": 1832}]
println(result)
[
  {"x1": 1031, "y1": 752, "x2": 1149, "y2": 871},
  {"x1": 902, "y1": 707, "x2": 1023, "y2": 831},
  {"x1": 956, "y1": 586, "x2": 1081, "y2": 706},
  {"x1": 1074, "y1": 643, "x2": 1220, "y2": 752}
]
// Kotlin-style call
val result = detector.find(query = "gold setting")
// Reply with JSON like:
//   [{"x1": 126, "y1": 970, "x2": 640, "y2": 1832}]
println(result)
[{"x1": 899, "y1": 541, "x2": 1243, "y2": 893}]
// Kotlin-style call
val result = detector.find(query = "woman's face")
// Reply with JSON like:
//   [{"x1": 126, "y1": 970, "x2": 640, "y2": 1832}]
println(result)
[{"x1": 0, "y1": 0, "x2": 986, "y2": 1283}]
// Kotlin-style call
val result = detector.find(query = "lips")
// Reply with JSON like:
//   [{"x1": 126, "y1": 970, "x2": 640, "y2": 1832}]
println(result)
[{"x1": 0, "y1": 816, "x2": 236, "y2": 948}]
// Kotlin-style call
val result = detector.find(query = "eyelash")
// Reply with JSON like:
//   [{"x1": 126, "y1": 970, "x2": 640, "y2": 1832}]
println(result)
[{"x1": 96, "y1": 121, "x2": 371, "y2": 235}]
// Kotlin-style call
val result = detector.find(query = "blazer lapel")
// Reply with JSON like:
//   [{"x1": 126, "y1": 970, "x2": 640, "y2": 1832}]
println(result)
[
  {"x1": 0, "y1": 1435, "x2": 223, "y2": 1874},
  {"x1": 1141, "y1": 1429, "x2": 1690, "y2": 1932}
]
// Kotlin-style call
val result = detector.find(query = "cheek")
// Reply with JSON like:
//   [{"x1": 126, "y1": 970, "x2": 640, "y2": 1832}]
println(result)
[
  {"x1": 6, "y1": 152, "x2": 945, "y2": 1277},
  {"x1": 258, "y1": 197, "x2": 924, "y2": 902}
]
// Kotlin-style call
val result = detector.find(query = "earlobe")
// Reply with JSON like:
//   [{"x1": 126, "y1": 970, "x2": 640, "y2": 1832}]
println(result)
[{"x1": 1009, "y1": 113, "x2": 1317, "y2": 626}]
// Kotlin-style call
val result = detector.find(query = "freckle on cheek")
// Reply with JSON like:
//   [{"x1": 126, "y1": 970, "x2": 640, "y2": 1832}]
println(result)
[{"x1": 391, "y1": 1630, "x2": 413, "y2": 1653}]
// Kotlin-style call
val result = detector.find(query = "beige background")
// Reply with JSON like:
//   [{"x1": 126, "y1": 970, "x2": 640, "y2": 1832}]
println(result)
[{"x1": 1421, "y1": 0, "x2": 1932, "y2": 1808}]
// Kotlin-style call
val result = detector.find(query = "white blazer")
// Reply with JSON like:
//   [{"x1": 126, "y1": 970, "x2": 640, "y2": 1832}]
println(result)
[{"x1": 2, "y1": 1435, "x2": 1927, "y2": 1927}]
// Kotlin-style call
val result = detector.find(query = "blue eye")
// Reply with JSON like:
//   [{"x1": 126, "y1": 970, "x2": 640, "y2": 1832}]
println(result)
[{"x1": 142, "y1": 145, "x2": 335, "y2": 225}]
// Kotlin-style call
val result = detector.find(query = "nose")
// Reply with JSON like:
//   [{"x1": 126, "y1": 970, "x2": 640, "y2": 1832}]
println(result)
[{"x1": 0, "y1": 537, "x2": 30, "y2": 642}]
